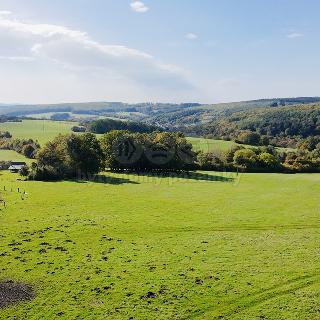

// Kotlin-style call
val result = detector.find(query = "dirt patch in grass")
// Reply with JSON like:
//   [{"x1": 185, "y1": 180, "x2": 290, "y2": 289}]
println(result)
[{"x1": 0, "y1": 280, "x2": 35, "y2": 308}]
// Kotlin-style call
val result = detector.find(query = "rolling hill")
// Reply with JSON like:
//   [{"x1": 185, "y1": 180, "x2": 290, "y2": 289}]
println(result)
[
  {"x1": 1, "y1": 97, "x2": 320, "y2": 129},
  {"x1": 186, "y1": 103, "x2": 320, "y2": 148}
]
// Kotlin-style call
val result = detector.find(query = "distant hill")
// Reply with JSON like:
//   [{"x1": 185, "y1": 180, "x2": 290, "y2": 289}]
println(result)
[
  {"x1": 0, "y1": 102, "x2": 200, "y2": 122},
  {"x1": 144, "y1": 97, "x2": 320, "y2": 128},
  {"x1": 1, "y1": 97, "x2": 320, "y2": 129},
  {"x1": 185, "y1": 102, "x2": 320, "y2": 148}
]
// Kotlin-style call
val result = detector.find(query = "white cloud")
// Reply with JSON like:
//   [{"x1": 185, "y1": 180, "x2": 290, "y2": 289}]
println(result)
[
  {"x1": 0, "y1": 12, "x2": 195, "y2": 103},
  {"x1": 0, "y1": 55, "x2": 34, "y2": 61},
  {"x1": 286, "y1": 32, "x2": 303, "y2": 39},
  {"x1": 185, "y1": 33, "x2": 198, "y2": 40},
  {"x1": 0, "y1": 10, "x2": 11, "y2": 16},
  {"x1": 130, "y1": 1, "x2": 149, "y2": 13}
]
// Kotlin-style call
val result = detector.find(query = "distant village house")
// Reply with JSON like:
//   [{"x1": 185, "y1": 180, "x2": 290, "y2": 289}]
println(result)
[{"x1": 8, "y1": 162, "x2": 27, "y2": 173}]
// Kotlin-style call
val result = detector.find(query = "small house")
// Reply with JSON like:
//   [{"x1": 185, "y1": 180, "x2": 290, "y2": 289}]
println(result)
[{"x1": 8, "y1": 162, "x2": 27, "y2": 173}]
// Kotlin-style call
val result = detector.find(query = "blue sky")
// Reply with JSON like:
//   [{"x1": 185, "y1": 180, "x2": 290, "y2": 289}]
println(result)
[{"x1": 0, "y1": 0, "x2": 319, "y2": 104}]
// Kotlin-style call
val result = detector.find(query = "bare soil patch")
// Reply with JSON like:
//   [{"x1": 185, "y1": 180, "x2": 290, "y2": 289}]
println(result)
[{"x1": 0, "y1": 280, "x2": 34, "y2": 308}]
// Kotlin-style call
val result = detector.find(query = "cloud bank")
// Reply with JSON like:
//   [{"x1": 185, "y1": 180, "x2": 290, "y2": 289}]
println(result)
[{"x1": 0, "y1": 12, "x2": 194, "y2": 103}]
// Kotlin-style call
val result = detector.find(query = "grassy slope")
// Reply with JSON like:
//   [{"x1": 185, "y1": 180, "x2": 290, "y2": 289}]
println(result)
[
  {"x1": 0, "y1": 120, "x2": 74, "y2": 165},
  {"x1": 188, "y1": 137, "x2": 293, "y2": 154},
  {"x1": 0, "y1": 120, "x2": 75, "y2": 145},
  {"x1": 0, "y1": 171, "x2": 319, "y2": 319},
  {"x1": 0, "y1": 120, "x2": 293, "y2": 161},
  {"x1": 188, "y1": 137, "x2": 237, "y2": 153},
  {"x1": 1, "y1": 120, "x2": 241, "y2": 153},
  {"x1": 0, "y1": 150, "x2": 32, "y2": 164}
]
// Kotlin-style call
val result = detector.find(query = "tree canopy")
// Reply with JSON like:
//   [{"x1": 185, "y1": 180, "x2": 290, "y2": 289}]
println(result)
[
  {"x1": 100, "y1": 131, "x2": 196, "y2": 171},
  {"x1": 29, "y1": 133, "x2": 103, "y2": 180},
  {"x1": 84, "y1": 118, "x2": 160, "y2": 134}
]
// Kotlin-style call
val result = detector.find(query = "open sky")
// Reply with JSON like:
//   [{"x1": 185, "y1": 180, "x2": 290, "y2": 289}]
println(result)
[{"x1": 0, "y1": 0, "x2": 319, "y2": 104}]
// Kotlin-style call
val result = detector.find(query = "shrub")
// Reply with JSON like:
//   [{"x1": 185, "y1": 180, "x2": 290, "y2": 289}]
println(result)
[
  {"x1": 0, "y1": 131, "x2": 12, "y2": 139},
  {"x1": 71, "y1": 126, "x2": 86, "y2": 133},
  {"x1": 236, "y1": 131, "x2": 261, "y2": 146},
  {"x1": 258, "y1": 152, "x2": 279, "y2": 169},
  {"x1": 19, "y1": 165, "x2": 30, "y2": 177},
  {"x1": 233, "y1": 149, "x2": 258, "y2": 170},
  {"x1": 197, "y1": 152, "x2": 225, "y2": 171},
  {"x1": 22, "y1": 144, "x2": 36, "y2": 158}
]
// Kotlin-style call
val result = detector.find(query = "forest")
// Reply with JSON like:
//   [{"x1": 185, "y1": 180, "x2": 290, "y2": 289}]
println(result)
[
  {"x1": 22, "y1": 131, "x2": 195, "y2": 180},
  {"x1": 185, "y1": 103, "x2": 320, "y2": 148},
  {"x1": 80, "y1": 118, "x2": 161, "y2": 134}
]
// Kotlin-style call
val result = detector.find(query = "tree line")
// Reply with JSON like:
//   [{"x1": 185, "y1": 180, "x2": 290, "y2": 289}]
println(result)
[
  {"x1": 185, "y1": 103, "x2": 320, "y2": 149},
  {"x1": 0, "y1": 132, "x2": 40, "y2": 159},
  {"x1": 12, "y1": 132, "x2": 320, "y2": 181},
  {"x1": 22, "y1": 131, "x2": 195, "y2": 180},
  {"x1": 198, "y1": 139, "x2": 320, "y2": 173},
  {"x1": 75, "y1": 118, "x2": 161, "y2": 134}
]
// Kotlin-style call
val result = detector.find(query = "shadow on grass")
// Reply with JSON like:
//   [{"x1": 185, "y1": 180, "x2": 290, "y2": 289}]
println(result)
[
  {"x1": 74, "y1": 174, "x2": 140, "y2": 185},
  {"x1": 119, "y1": 171, "x2": 235, "y2": 183},
  {"x1": 32, "y1": 171, "x2": 234, "y2": 185}
]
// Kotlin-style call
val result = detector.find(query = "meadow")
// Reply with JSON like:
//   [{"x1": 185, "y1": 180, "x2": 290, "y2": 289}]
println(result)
[
  {"x1": 0, "y1": 120, "x2": 75, "y2": 163},
  {"x1": 0, "y1": 120, "x2": 240, "y2": 164},
  {"x1": 0, "y1": 120, "x2": 75, "y2": 146},
  {"x1": 188, "y1": 137, "x2": 294, "y2": 154},
  {"x1": 1, "y1": 120, "x2": 231, "y2": 150},
  {"x1": 187, "y1": 137, "x2": 238, "y2": 153},
  {"x1": 0, "y1": 170, "x2": 319, "y2": 319},
  {"x1": 0, "y1": 150, "x2": 32, "y2": 164},
  {"x1": 4, "y1": 119, "x2": 293, "y2": 155}
]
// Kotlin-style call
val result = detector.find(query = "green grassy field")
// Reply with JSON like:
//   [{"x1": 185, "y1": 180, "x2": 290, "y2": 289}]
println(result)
[
  {"x1": 0, "y1": 120, "x2": 75, "y2": 145},
  {"x1": 0, "y1": 150, "x2": 32, "y2": 164},
  {"x1": 2, "y1": 120, "x2": 242, "y2": 153},
  {"x1": 0, "y1": 171, "x2": 319, "y2": 319},
  {"x1": 188, "y1": 137, "x2": 294, "y2": 154},
  {"x1": 187, "y1": 137, "x2": 238, "y2": 153}
]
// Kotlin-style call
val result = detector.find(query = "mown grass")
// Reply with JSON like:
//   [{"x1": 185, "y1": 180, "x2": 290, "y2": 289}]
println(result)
[
  {"x1": 0, "y1": 120, "x2": 75, "y2": 146},
  {"x1": 187, "y1": 137, "x2": 238, "y2": 153},
  {"x1": 0, "y1": 150, "x2": 32, "y2": 164},
  {"x1": 0, "y1": 171, "x2": 319, "y2": 319},
  {"x1": 188, "y1": 137, "x2": 294, "y2": 153}
]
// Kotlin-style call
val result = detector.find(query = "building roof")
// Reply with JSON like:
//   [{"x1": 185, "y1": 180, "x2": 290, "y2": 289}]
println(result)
[{"x1": 9, "y1": 165, "x2": 25, "y2": 170}]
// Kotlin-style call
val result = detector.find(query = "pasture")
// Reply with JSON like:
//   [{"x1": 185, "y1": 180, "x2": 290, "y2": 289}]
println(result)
[
  {"x1": 0, "y1": 171, "x2": 319, "y2": 319},
  {"x1": 0, "y1": 150, "x2": 32, "y2": 164},
  {"x1": 188, "y1": 137, "x2": 294, "y2": 154},
  {"x1": 0, "y1": 120, "x2": 75, "y2": 146},
  {"x1": 188, "y1": 137, "x2": 238, "y2": 153},
  {"x1": 1, "y1": 120, "x2": 241, "y2": 153}
]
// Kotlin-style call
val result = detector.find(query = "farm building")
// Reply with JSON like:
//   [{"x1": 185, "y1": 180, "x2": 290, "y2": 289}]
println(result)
[{"x1": 8, "y1": 161, "x2": 27, "y2": 173}]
